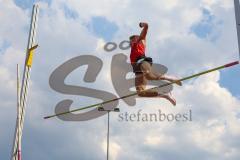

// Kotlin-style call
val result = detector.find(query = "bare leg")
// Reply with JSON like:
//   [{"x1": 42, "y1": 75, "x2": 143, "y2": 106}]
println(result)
[
  {"x1": 138, "y1": 90, "x2": 158, "y2": 97},
  {"x1": 135, "y1": 73, "x2": 159, "y2": 97},
  {"x1": 140, "y1": 61, "x2": 182, "y2": 86},
  {"x1": 140, "y1": 61, "x2": 160, "y2": 80}
]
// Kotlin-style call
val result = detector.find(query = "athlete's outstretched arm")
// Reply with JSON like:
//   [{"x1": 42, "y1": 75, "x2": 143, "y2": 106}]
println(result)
[{"x1": 139, "y1": 22, "x2": 148, "y2": 41}]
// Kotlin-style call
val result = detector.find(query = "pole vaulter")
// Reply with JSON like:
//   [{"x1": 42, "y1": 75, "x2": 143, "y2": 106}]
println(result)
[{"x1": 11, "y1": 4, "x2": 39, "y2": 160}]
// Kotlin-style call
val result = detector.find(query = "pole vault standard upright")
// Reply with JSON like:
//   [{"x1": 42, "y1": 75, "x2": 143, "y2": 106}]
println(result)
[
  {"x1": 11, "y1": 4, "x2": 39, "y2": 160},
  {"x1": 234, "y1": 0, "x2": 240, "y2": 58}
]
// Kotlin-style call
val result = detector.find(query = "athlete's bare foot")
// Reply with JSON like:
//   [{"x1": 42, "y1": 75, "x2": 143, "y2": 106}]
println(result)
[
  {"x1": 158, "y1": 93, "x2": 176, "y2": 106},
  {"x1": 173, "y1": 80, "x2": 182, "y2": 86}
]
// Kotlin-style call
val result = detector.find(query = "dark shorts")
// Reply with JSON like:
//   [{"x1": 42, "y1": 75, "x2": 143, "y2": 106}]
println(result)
[{"x1": 132, "y1": 56, "x2": 153, "y2": 74}]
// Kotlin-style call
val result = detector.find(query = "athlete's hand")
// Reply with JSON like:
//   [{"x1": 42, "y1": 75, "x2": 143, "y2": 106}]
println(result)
[{"x1": 139, "y1": 22, "x2": 148, "y2": 28}]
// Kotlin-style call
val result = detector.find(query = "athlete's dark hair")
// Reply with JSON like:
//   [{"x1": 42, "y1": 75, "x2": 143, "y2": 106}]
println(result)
[{"x1": 129, "y1": 35, "x2": 139, "y2": 41}]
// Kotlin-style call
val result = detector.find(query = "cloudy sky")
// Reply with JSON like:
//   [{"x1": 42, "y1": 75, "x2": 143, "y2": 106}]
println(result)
[{"x1": 1, "y1": 0, "x2": 240, "y2": 159}]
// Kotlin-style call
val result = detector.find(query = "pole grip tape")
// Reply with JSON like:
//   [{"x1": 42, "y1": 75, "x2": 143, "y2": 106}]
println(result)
[
  {"x1": 26, "y1": 45, "x2": 38, "y2": 67},
  {"x1": 224, "y1": 61, "x2": 239, "y2": 68}
]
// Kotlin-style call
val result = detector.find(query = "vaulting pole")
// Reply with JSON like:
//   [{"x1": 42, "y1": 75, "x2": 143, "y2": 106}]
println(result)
[{"x1": 11, "y1": 4, "x2": 39, "y2": 160}]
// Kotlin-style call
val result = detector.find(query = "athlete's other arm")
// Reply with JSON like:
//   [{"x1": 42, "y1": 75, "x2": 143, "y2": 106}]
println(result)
[{"x1": 138, "y1": 22, "x2": 148, "y2": 45}]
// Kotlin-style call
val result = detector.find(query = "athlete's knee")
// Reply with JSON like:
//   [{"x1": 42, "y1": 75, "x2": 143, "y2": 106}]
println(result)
[
  {"x1": 137, "y1": 90, "x2": 148, "y2": 97},
  {"x1": 137, "y1": 90, "x2": 158, "y2": 97},
  {"x1": 136, "y1": 87, "x2": 143, "y2": 96}
]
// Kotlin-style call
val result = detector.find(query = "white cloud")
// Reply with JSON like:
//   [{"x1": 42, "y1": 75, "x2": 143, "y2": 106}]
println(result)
[
  {"x1": 144, "y1": 134, "x2": 176, "y2": 146},
  {"x1": 102, "y1": 140, "x2": 121, "y2": 160}
]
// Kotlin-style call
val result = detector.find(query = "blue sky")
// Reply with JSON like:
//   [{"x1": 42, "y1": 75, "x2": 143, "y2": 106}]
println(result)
[
  {"x1": 14, "y1": 0, "x2": 51, "y2": 9},
  {"x1": 88, "y1": 16, "x2": 119, "y2": 41},
  {"x1": 0, "y1": 40, "x2": 11, "y2": 54},
  {"x1": 14, "y1": 0, "x2": 119, "y2": 41},
  {"x1": 220, "y1": 66, "x2": 240, "y2": 97},
  {"x1": 190, "y1": 8, "x2": 240, "y2": 97},
  {"x1": 191, "y1": 9, "x2": 215, "y2": 39}
]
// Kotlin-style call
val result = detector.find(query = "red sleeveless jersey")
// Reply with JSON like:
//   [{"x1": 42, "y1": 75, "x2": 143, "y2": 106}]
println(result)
[{"x1": 130, "y1": 40, "x2": 145, "y2": 64}]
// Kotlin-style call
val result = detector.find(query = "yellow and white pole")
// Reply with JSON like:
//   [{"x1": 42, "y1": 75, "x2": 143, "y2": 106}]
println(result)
[{"x1": 11, "y1": 4, "x2": 39, "y2": 160}]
